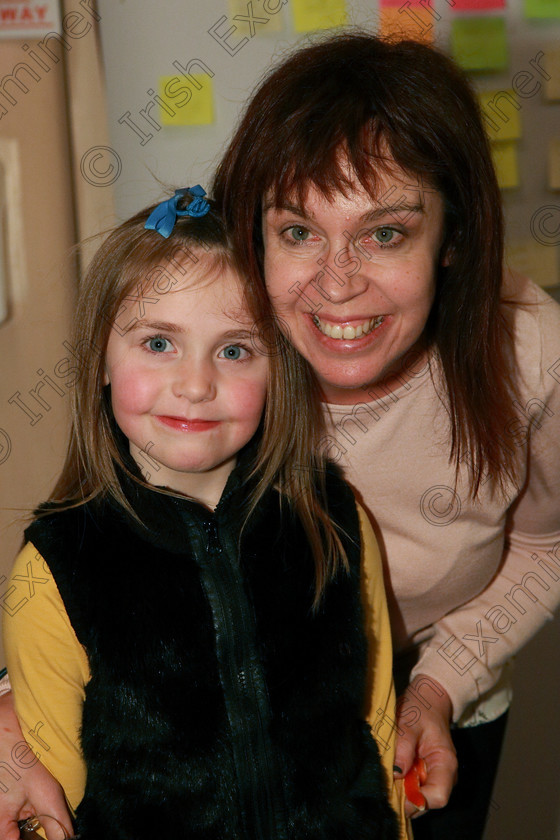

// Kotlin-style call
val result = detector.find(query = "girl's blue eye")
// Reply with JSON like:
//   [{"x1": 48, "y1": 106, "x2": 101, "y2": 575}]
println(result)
[
  {"x1": 289, "y1": 226, "x2": 310, "y2": 242},
  {"x1": 148, "y1": 337, "x2": 172, "y2": 353},
  {"x1": 220, "y1": 345, "x2": 246, "y2": 360},
  {"x1": 374, "y1": 228, "x2": 395, "y2": 244}
]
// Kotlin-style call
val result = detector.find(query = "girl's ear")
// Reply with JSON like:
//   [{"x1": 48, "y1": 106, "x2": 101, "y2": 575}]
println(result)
[{"x1": 102, "y1": 367, "x2": 110, "y2": 386}]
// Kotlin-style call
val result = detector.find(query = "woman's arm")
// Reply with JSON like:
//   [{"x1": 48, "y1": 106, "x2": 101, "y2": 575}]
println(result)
[
  {"x1": 0, "y1": 692, "x2": 74, "y2": 840},
  {"x1": 1, "y1": 542, "x2": 90, "y2": 836},
  {"x1": 409, "y1": 285, "x2": 560, "y2": 722}
]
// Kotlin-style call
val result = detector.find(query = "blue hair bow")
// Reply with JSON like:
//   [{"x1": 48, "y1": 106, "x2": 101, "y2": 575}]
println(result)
[{"x1": 144, "y1": 185, "x2": 210, "y2": 238}]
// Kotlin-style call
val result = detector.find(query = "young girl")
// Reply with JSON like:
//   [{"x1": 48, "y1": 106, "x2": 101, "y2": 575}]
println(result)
[{"x1": 3, "y1": 189, "x2": 407, "y2": 840}]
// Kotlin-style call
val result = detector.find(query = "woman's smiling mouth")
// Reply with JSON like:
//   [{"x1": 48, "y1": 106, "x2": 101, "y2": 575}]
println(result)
[{"x1": 312, "y1": 314, "x2": 385, "y2": 340}]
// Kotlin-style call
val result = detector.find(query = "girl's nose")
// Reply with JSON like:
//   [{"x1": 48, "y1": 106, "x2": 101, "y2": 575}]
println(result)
[{"x1": 172, "y1": 361, "x2": 216, "y2": 403}]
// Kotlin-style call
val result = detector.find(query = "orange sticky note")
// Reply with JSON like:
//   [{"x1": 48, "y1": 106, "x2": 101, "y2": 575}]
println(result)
[{"x1": 379, "y1": 5, "x2": 435, "y2": 43}]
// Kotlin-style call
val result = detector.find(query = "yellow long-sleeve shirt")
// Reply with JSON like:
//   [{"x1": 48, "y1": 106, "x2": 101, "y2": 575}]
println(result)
[{"x1": 3, "y1": 505, "x2": 410, "y2": 838}]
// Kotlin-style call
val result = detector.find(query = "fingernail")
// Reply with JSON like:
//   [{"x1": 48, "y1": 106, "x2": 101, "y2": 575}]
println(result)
[{"x1": 393, "y1": 765, "x2": 403, "y2": 774}]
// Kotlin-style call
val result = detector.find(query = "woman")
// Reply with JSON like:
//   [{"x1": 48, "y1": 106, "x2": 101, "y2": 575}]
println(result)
[{"x1": 2, "y1": 32, "x2": 560, "y2": 840}]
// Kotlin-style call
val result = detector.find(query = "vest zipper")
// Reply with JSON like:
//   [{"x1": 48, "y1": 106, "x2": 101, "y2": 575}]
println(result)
[{"x1": 191, "y1": 516, "x2": 286, "y2": 840}]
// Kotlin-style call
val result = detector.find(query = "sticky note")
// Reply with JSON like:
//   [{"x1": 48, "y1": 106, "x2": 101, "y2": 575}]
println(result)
[
  {"x1": 451, "y1": 17, "x2": 508, "y2": 72},
  {"x1": 379, "y1": 0, "x2": 428, "y2": 7},
  {"x1": 228, "y1": 0, "x2": 283, "y2": 35},
  {"x1": 545, "y1": 47, "x2": 560, "y2": 102},
  {"x1": 524, "y1": 0, "x2": 560, "y2": 19},
  {"x1": 506, "y1": 239, "x2": 559, "y2": 288},
  {"x1": 453, "y1": 0, "x2": 505, "y2": 8},
  {"x1": 158, "y1": 74, "x2": 214, "y2": 126},
  {"x1": 291, "y1": 0, "x2": 347, "y2": 32},
  {"x1": 491, "y1": 141, "x2": 519, "y2": 189},
  {"x1": 478, "y1": 90, "x2": 521, "y2": 141},
  {"x1": 549, "y1": 139, "x2": 560, "y2": 191},
  {"x1": 379, "y1": 6, "x2": 435, "y2": 43}
]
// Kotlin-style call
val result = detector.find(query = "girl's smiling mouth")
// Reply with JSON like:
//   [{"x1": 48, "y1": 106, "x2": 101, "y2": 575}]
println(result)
[{"x1": 155, "y1": 416, "x2": 221, "y2": 432}]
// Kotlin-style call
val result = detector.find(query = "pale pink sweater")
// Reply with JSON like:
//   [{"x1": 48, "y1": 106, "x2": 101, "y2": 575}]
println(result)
[{"x1": 325, "y1": 276, "x2": 560, "y2": 725}]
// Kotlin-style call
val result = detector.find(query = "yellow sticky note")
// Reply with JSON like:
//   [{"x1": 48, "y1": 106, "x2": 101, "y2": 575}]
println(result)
[
  {"x1": 451, "y1": 17, "x2": 508, "y2": 72},
  {"x1": 506, "y1": 239, "x2": 559, "y2": 288},
  {"x1": 379, "y1": 6, "x2": 435, "y2": 43},
  {"x1": 549, "y1": 139, "x2": 560, "y2": 191},
  {"x1": 545, "y1": 47, "x2": 560, "y2": 102},
  {"x1": 478, "y1": 90, "x2": 521, "y2": 142},
  {"x1": 491, "y1": 141, "x2": 519, "y2": 189},
  {"x1": 291, "y1": 0, "x2": 347, "y2": 32},
  {"x1": 158, "y1": 75, "x2": 214, "y2": 126},
  {"x1": 228, "y1": 0, "x2": 283, "y2": 35}
]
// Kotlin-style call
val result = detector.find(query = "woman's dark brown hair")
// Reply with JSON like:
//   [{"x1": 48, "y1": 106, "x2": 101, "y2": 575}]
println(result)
[{"x1": 213, "y1": 32, "x2": 519, "y2": 494}]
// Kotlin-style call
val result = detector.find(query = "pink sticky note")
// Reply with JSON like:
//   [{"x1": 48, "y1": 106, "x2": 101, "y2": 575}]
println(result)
[
  {"x1": 380, "y1": 0, "x2": 429, "y2": 7},
  {"x1": 452, "y1": 0, "x2": 505, "y2": 9}
]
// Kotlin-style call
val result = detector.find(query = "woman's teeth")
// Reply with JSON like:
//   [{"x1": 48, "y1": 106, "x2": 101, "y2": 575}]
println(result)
[{"x1": 312, "y1": 315, "x2": 384, "y2": 340}]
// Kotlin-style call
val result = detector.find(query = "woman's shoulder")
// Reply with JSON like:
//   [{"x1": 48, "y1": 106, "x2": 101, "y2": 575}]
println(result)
[{"x1": 501, "y1": 269, "x2": 560, "y2": 393}]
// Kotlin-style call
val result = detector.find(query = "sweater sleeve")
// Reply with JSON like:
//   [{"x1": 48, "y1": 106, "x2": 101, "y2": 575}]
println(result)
[
  {"x1": 358, "y1": 505, "x2": 411, "y2": 839},
  {"x1": 2, "y1": 542, "x2": 90, "y2": 812},
  {"x1": 410, "y1": 281, "x2": 560, "y2": 722}
]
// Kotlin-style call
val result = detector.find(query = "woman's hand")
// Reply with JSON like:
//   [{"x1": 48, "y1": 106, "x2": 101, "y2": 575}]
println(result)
[
  {"x1": 0, "y1": 692, "x2": 73, "y2": 840},
  {"x1": 393, "y1": 674, "x2": 458, "y2": 818}
]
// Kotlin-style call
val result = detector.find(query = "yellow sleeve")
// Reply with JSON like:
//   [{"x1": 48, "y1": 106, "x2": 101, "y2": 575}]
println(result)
[
  {"x1": 357, "y1": 505, "x2": 412, "y2": 840},
  {"x1": 2, "y1": 542, "x2": 90, "y2": 812}
]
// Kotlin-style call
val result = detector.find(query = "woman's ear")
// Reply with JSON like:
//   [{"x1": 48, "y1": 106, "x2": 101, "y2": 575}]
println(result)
[
  {"x1": 440, "y1": 236, "x2": 456, "y2": 268},
  {"x1": 102, "y1": 367, "x2": 110, "y2": 386}
]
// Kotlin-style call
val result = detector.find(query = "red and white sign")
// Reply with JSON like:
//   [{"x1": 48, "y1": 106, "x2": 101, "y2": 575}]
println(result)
[{"x1": 0, "y1": 1, "x2": 61, "y2": 38}]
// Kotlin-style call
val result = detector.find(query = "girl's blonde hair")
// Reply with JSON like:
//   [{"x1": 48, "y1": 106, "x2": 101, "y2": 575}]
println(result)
[{"x1": 48, "y1": 192, "x2": 346, "y2": 604}]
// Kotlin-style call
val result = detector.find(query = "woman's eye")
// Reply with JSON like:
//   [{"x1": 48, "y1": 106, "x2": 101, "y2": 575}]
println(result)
[
  {"x1": 219, "y1": 345, "x2": 248, "y2": 361},
  {"x1": 147, "y1": 337, "x2": 173, "y2": 353},
  {"x1": 287, "y1": 226, "x2": 311, "y2": 242},
  {"x1": 373, "y1": 227, "x2": 395, "y2": 245}
]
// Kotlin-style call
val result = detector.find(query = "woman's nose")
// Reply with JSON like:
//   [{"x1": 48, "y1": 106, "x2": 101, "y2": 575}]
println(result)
[
  {"x1": 171, "y1": 360, "x2": 216, "y2": 403},
  {"x1": 311, "y1": 252, "x2": 369, "y2": 303}
]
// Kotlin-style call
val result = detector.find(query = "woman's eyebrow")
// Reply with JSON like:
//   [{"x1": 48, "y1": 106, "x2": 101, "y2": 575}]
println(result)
[
  {"x1": 264, "y1": 202, "x2": 309, "y2": 218},
  {"x1": 360, "y1": 203, "x2": 424, "y2": 223}
]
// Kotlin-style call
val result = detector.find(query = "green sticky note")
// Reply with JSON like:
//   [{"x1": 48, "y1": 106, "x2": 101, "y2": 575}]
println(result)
[
  {"x1": 451, "y1": 17, "x2": 509, "y2": 72},
  {"x1": 158, "y1": 74, "x2": 214, "y2": 126},
  {"x1": 478, "y1": 90, "x2": 521, "y2": 141},
  {"x1": 524, "y1": 0, "x2": 560, "y2": 19},
  {"x1": 292, "y1": 0, "x2": 347, "y2": 32}
]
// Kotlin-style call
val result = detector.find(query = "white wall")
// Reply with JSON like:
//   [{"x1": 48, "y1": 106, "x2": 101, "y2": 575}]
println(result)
[{"x1": 97, "y1": 2, "x2": 560, "y2": 838}]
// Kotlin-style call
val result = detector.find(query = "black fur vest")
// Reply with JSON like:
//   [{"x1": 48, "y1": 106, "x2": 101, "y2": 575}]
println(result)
[{"x1": 26, "y1": 459, "x2": 398, "y2": 840}]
